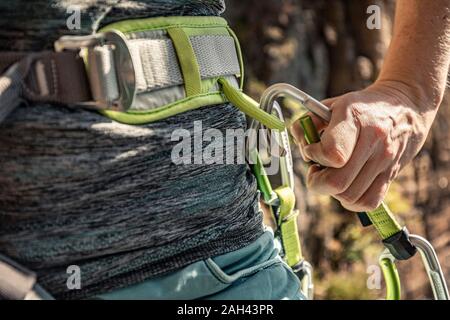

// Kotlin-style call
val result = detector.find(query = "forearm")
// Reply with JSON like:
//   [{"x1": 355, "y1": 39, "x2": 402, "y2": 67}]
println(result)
[{"x1": 377, "y1": 0, "x2": 450, "y2": 113}]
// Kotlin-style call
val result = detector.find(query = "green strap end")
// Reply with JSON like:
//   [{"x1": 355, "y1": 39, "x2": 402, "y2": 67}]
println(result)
[
  {"x1": 299, "y1": 115, "x2": 320, "y2": 144},
  {"x1": 219, "y1": 78, "x2": 285, "y2": 131}
]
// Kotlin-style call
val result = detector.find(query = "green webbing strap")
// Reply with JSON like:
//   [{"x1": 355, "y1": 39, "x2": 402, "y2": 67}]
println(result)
[
  {"x1": 300, "y1": 115, "x2": 403, "y2": 241},
  {"x1": 249, "y1": 120, "x2": 303, "y2": 268},
  {"x1": 274, "y1": 186, "x2": 303, "y2": 267},
  {"x1": 367, "y1": 202, "x2": 402, "y2": 240},
  {"x1": 167, "y1": 27, "x2": 202, "y2": 97},
  {"x1": 219, "y1": 78, "x2": 285, "y2": 131},
  {"x1": 251, "y1": 150, "x2": 276, "y2": 203},
  {"x1": 226, "y1": 26, "x2": 245, "y2": 89},
  {"x1": 251, "y1": 155, "x2": 304, "y2": 267}
]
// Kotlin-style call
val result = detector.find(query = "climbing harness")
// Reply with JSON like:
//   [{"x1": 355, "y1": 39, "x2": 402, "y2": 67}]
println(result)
[
  {"x1": 0, "y1": 15, "x2": 447, "y2": 300},
  {"x1": 0, "y1": 16, "x2": 286, "y2": 300},
  {"x1": 0, "y1": 16, "x2": 284, "y2": 130},
  {"x1": 257, "y1": 83, "x2": 449, "y2": 300}
]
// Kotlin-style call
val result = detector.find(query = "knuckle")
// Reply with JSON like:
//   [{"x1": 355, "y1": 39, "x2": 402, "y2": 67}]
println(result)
[
  {"x1": 337, "y1": 191, "x2": 359, "y2": 204},
  {"x1": 358, "y1": 197, "x2": 382, "y2": 212},
  {"x1": 323, "y1": 147, "x2": 347, "y2": 168},
  {"x1": 368, "y1": 125, "x2": 396, "y2": 161},
  {"x1": 372, "y1": 124, "x2": 387, "y2": 139},
  {"x1": 348, "y1": 102, "x2": 362, "y2": 116},
  {"x1": 348, "y1": 102, "x2": 364, "y2": 123},
  {"x1": 383, "y1": 145, "x2": 396, "y2": 161},
  {"x1": 371, "y1": 124, "x2": 391, "y2": 146}
]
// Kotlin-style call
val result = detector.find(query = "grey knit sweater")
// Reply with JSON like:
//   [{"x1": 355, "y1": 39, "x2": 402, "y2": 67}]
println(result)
[{"x1": 0, "y1": 0, "x2": 263, "y2": 299}]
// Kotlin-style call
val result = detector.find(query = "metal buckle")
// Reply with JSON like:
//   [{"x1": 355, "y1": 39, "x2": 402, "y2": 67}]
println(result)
[{"x1": 54, "y1": 30, "x2": 136, "y2": 111}]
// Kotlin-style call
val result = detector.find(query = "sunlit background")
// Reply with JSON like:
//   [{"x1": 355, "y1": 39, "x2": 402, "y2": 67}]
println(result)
[{"x1": 225, "y1": 0, "x2": 450, "y2": 299}]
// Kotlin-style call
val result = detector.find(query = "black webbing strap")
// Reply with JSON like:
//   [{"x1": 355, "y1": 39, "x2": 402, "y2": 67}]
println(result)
[{"x1": 0, "y1": 51, "x2": 92, "y2": 124}]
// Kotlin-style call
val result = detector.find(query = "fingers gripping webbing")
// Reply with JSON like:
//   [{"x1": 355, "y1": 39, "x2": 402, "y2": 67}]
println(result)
[
  {"x1": 300, "y1": 114, "x2": 403, "y2": 239},
  {"x1": 300, "y1": 115, "x2": 415, "y2": 261}
]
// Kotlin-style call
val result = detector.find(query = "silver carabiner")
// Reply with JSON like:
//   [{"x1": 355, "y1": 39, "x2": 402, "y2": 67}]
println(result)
[
  {"x1": 246, "y1": 99, "x2": 295, "y2": 197},
  {"x1": 257, "y1": 83, "x2": 331, "y2": 123},
  {"x1": 269, "y1": 102, "x2": 295, "y2": 190},
  {"x1": 248, "y1": 82, "x2": 334, "y2": 192},
  {"x1": 248, "y1": 83, "x2": 326, "y2": 191},
  {"x1": 410, "y1": 235, "x2": 449, "y2": 300},
  {"x1": 293, "y1": 260, "x2": 314, "y2": 300}
]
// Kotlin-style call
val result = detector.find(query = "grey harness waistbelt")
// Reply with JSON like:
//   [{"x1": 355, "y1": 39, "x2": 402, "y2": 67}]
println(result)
[{"x1": 0, "y1": 31, "x2": 240, "y2": 122}]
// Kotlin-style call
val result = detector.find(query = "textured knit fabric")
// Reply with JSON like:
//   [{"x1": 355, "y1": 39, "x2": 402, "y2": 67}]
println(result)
[{"x1": 0, "y1": 0, "x2": 263, "y2": 299}]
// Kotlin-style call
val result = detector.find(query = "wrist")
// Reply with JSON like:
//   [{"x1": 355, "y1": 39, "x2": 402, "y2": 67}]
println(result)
[
  {"x1": 367, "y1": 79, "x2": 437, "y2": 144},
  {"x1": 375, "y1": 74, "x2": 445, "y2": 114}
]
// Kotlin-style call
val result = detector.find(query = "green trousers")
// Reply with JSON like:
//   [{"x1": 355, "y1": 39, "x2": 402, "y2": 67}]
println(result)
[{"x1": 98, "y1": 230, "x2": 304, "y2": 300}]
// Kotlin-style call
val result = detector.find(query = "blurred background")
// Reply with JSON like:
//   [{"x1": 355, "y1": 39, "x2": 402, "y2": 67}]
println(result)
[{"x1": 224, "y1": 0, "x2": 450, "y2": 299}]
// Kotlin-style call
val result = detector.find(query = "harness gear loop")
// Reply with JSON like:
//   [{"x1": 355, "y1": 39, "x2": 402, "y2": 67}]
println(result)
[{"x1": 296, "y1": 83, "x2": 449, "y2": 300}]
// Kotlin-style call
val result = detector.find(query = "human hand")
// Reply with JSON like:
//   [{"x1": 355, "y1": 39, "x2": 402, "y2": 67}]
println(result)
[{"x1": 290, "y1": 81, "x2": 437, "y2": 212}]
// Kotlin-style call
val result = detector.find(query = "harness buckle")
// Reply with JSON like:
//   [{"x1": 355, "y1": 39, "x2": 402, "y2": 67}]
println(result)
[{"x1": 54, "y1": 30, "x2": 136, "y2": 111}]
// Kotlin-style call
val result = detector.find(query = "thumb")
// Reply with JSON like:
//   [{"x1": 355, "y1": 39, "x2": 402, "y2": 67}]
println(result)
[{"x1": 302, "y1": 97, "x2": 359, "y2": 168}]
